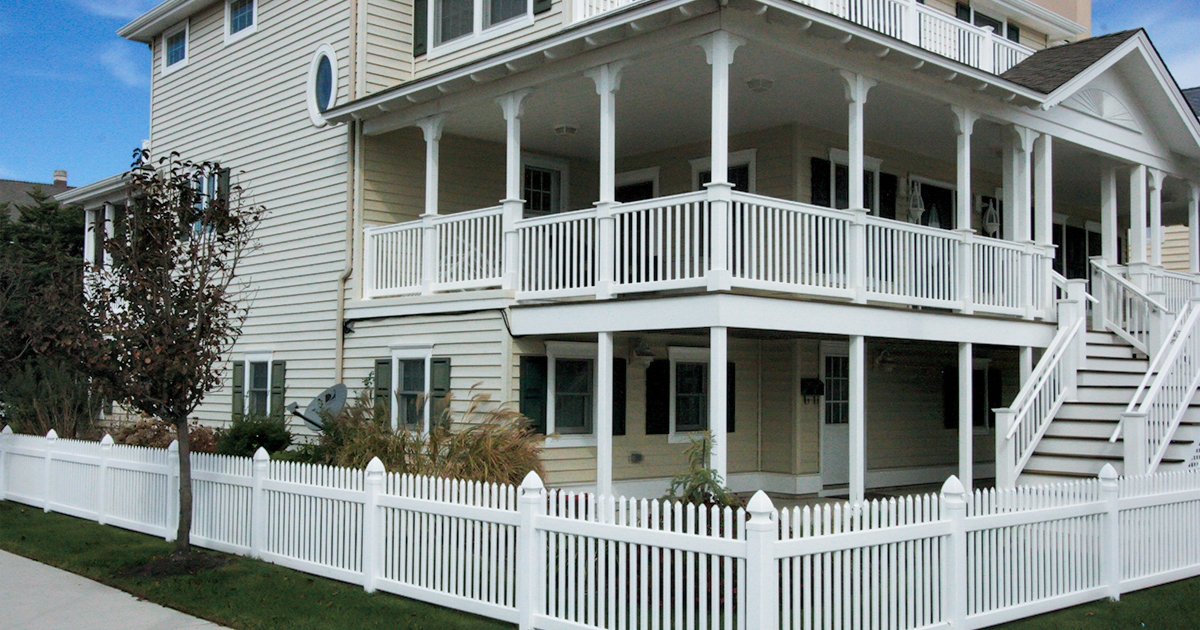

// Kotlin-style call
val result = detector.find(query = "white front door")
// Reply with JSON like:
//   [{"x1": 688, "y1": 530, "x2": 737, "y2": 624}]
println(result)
[{"x1": 820, "y1": 347, "x2": 850, "y2": 488}]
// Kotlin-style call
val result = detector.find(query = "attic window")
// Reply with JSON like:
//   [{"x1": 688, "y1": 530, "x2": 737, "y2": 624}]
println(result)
[
  {"x1": 162, "y1": 21, "x2": 188, "y2": 74},
  {"x1": 306, "y1": 45, "x2": 339, "y2": 127},
  {"x1": 226, "y1": 0, "x2": 257, "y2": 43}
]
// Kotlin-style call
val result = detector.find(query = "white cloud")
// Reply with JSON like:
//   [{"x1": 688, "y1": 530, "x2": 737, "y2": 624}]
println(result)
[
  {"x1": 73, "y1": 0, "x2": 160, "y2": 21},
  {"x1": 98, "y1": 43, "x2": 147, "y2": 89}
]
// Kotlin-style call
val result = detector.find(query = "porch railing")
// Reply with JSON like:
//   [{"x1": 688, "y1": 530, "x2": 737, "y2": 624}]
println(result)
[
  {"x1": 1154, "y1": 268, "x2": 1200, "y2": 315},
  {"x1": 728, "y1": 194, "x2": 851, "y2": 298},
  {"x1": 1091, "y1": 259, "x2": 1170, "y2": 355},
  {"x1": 517, "y1": 208, "x2": 598, "y2": 297},
  {"x1": 613, "y1": 192, "x2": 710, "y2": 292},
  {"x1": 363, "y1": 206, "x2": 504, "y2": 299},
  {"x1": 1116, "y1": 300, "x2": 1200, "y2": 475}
]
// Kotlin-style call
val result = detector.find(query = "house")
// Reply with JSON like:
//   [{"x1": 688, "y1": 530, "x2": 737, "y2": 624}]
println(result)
[
  {"x1": 2, "y1": 170, "x2": 70, "y2": 221},
  {"x1": 60, "y1": 0, "x2": 1200, "y2": 502}
]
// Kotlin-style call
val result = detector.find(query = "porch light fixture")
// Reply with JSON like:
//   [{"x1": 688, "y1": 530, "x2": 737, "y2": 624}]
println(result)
[
  {"x1": 631, "y1": 339, "x2": 655, "y2": 368},
  {"x1": 554, "y1": 124, "x2": 578, "y2": 137},
  {"x1": 745, "y1": 75, "x2": 775, "y2": 93}
]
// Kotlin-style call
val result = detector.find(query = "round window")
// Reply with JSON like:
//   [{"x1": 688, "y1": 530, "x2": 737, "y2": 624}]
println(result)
[{"x1": 307, "y1": 45, "x2": 338, "y2": 127}]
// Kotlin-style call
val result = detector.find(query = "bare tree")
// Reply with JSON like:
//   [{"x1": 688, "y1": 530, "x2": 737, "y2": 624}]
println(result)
[{"x1": 84, "y1": 151, "x2": 263, "y2": 554}]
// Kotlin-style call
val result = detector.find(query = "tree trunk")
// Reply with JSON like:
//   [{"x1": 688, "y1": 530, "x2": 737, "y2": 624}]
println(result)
[{"x1": 174, "y1": 416, "x2": 192, "y2": 554}]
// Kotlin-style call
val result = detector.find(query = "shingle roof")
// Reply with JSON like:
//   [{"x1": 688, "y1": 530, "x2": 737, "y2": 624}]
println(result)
[
  {"x1": 1000, "y1": 29, "x2": 1141, "y2": 94},
  {"x1": 1184, "y1": 87, "x2": 1200, "y2": 119}
]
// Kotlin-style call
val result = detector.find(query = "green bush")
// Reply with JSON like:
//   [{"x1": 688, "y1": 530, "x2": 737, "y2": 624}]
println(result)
[
  {"x1": 0, "y1": 357, "x2": 102, "y2": 439},
  {"x1": 663, "y1": 433, "x2": 743, "y2": 509},
  {"x1": 215, "y1": 414, "x2": 292, "y2": 457}
]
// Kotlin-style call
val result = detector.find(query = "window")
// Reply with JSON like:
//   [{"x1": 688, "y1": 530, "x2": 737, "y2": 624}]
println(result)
[
  {"x1": 162, "y1": 22, "x2": 188, "y2": 74},
  {"x1": 396, "y1": 359, "x2": 426, "y2": 430},
  {"x1": 667, "y1": 346, "x2": 735, "y2": 442},
  {"x1": 307, "y1": 45, "x2": 339, "y2": 126},
  {"x1": 522, "y1": 155, "x2": 569, "y2": 216},
  {"x1": 429, "y1": 0, "x2": 545, "y2": 52},
  {"x1": 519, "y1": 343, "x2": 627, "y2": 445},
  {"x1": 226, "y1": 0, "x2": 257, "y2": 43},
  {"x1": 615, "y1": 167, "x2": 659, "y2": 203},
  {"x1": 690, "y1": 149, "x2": 757, "y2": 194},
  {"x1": 376, "y1": 347, "x2": 451, "y2": 433},
  {"x1": 675, "y1": 362, "x2": 708, "y2": 432},
  {"x1": 231, "y1": 355, "x2": 285, "y2": 420},
  {"x1": 554, "y1": 358, "x2": 594, "y2": 434},
  {"x1": 954, "y1": 2, "x2": 1019, "y2": 41},
  {"x1": 943, "y1": 360, "x2": 1003, "y2": 432},
  {"x1": 248, "y1": 361, "x2": 270, "y2": 416},
  {"x1": 186, "y1": 169, "x2": 229, "y2": 236},
  {"x1": 909, "y1": 176, "x2": 957, "y2": 229},
  {"x1": 823, "y1": 354, "x2": 849, "y2": 425},
  {"x1": 488, "y1": 0, "x2": 525, "y2": 26}
]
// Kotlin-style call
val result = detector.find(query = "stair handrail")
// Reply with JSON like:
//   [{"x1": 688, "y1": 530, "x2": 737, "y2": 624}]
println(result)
[
  {"x1": 1005, "y1": 316, "x2": 1085, "y2": 444},
  {"x1": 1050, "y1": 270, "x2": 1099, "y2": 304},
  {"x1": 1090, "y1": 260, "x2": 1170, "y2": 355},
  {"x1": 1120, "y1": 300, "x2": 1196, "y2": 421},
  {"x1": 1111, "y1": 300, "x2": 1200, "y2": 473}
]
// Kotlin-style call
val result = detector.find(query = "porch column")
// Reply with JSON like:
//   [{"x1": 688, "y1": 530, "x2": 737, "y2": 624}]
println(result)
[
  {"x1": 1190, "y1": 183, "x2": 1199, "y2": 275},
  {"x1": 1101, "y1": 168, "x2": 1118, "y2": 263},
  {"x1": 1129, "y1": 165, "x2": 1148, "y2": 265},
  {"x1": 1033, "y1": 134, "x2": 1053, "y2": 245},
  {"x1": 839, "y1": 71, "x2": 876, "y2": 304},
  {"x1": 596, "y1": 331, "x2": 614, "y2": 497},
  {"x1": 586, "y1": 62, "x2": 626, "y2": 300},
  {"x1": 498, "y1": 89, "x2": 531, "y2": 290},
  {"x1": 1149, "y1": 169, "x2": 1165, "y2": 267},
  {"x1": 958, "y1": 342, "x2": 973, "y2": 491},
  {"x1": 952, "y1": 106, "x2": 977, "y2": 314},
  {"x1": 710, "y1": 326, "x2": 729, "y2": 483},
  {"x1": 417, "y1": 115, "x2": 446, "y2": 294},
  {"x1": 697, "y1": 32, "x2": 745, "y2": 292},
  {"x1": 1014, "y1": 128, "x2": 1037, "y2": 318},
  {"x1": 848, "y1": 335, "x2": 866, "y2": 503}
]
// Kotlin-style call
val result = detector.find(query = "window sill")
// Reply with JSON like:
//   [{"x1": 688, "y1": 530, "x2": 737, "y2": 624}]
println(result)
[
  {"x1": 544, "y1": 434, "x2": 597, "y2": 448},
  {"x1": 668, "y1": 431, "x2": 707, "y2": 445},
  {"x1": 429, "y1": 15, "x2": 535, "y2": 60},
  {"x1": 161, "y1": 59, "x2": 188, "y2": 76},
  {"x1": 224, "y1": 23, "x2": 258, "y2": 46}
]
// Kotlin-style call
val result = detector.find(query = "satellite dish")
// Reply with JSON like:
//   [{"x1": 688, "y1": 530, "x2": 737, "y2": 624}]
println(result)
[{"x1": 286, "y1": 383, "x2": 347, "y2": 432}]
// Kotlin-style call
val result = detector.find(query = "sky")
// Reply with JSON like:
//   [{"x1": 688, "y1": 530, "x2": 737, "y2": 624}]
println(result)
[{"x1": 0, "y1": 0, "x2": 1197, "y2": 189}]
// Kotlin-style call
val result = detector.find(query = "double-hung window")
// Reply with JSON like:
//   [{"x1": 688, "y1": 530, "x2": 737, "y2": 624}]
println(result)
[
  {"x1": 522, "y1": 154, "x2": 569, "y2": 217},
  {"x1": 373, "y1": 347, "x2": 452, "y2": 433},
  {"x1": 667, "y1": 346, "x2": 735, "y2": 443},
  {"x1": 226, "y1": 0, "x2": 258, "y2": 43},
  {"x1": 429, "y1": 0, "x2": 544, "y2": 53},
  {"x1": 231, "y1": 354, "x2": 286, "y2": 421},
  {"x1": 546, "y1": 342, "x2": 596, "y2": 442},
  {"x1": 247, "y1": 360, "x2": 270, "y2": 416},
  {"x1": 162, "y1": 22, "x2": 188, "y2": 74},
  {"x1": 690, "y1": 149, "x2": 757, "y2": 194},
  {"x1": 955, "y1": 3, "x2": 1021, "y2": 43}
]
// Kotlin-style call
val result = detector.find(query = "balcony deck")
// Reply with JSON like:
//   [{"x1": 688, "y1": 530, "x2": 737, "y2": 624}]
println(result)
[{"x1": 364, "y1": 190, "x2": 1055, "y2": 320}]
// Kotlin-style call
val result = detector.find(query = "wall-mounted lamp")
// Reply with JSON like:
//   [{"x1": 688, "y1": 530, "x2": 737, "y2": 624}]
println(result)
[{"x1": 631, "y1": 338, "x2": 655, "y2": 368}]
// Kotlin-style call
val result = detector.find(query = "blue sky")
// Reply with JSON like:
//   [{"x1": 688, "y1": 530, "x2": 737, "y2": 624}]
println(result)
[{"x1": 0, "y1": 0, "x2": 1197, "y2": 188}]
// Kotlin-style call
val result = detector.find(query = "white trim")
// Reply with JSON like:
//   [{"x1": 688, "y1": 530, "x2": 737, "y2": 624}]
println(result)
[
  {"x1": 307, "y1": 44, "x2": 340, "y2": 128},
  {"x1": 224, "y1": 0, "x2": 258, "y2": 45},
  {"x1": 429, "y1": 0, "x2": 534, "y2": 59},
  {"x1": 615, "y1": 167, "x2": 660, "y2": 198},
  {"x1": 160, "y1": 20, "x2": 189, "y2": 76},
  {"x1": 667, "y1": 346, "x2": 713, "y2": 444},
  {"x1": 242, "y1": 352, "x2": 273, "y2": 417},
  {"x1": 689, "y1": 149, "x2": 757, "y2": 193},
  {"x1": 544, "y1": 341, "x2": 598, "y2": 447},
  {"x1": 390, "y1": 346, "x2": 434, "y2": 433},
  {"x1": 521, "y1": 153, "x2": 571, "y2": 213}
]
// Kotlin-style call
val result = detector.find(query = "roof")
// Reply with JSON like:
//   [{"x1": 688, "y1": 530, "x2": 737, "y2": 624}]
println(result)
[
  {"x1": 0, "y1": 179, "x2": 70, "y2": 221},
  {"x1": 1000, "y1": 29, "x2": 1142, "y2": 94},
  {"x1": 1184, "y1": 87, "x2": 1200, "y2": 118}
]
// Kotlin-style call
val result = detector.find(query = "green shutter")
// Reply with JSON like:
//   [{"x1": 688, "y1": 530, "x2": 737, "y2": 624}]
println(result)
[
  {"x1": 533, "y1": 0, "x2": 552, "y2": 14},
  {"x1": 645, "y1": 359, "x2": 670, "y2": 435},
  {"x1": 431, "y1": 357, "x2": 452, "y2": 397},
  {"x1": 520, "y1": 356, "x2": 548, "y2": 434},
  {"x1": 374, "y1": 359, "x2": 392, "y2": 418},
  {"x1": 231, "y1": 361, "x2": 245, "y2": 421},
  {"x1": 879, "y1": 172, "x2": 898, "y2": 220},
  {"x1": 810, "y1": 158, "x2": 831, "y2": 207},
  {"x1": 613, "y1": 358, "x2": 627, "y2": 436},
  {"x1": 955, "y1": 2, "x2": 971, "y2": 21},
  {"x1": 1006, "y1": 24, "x2": 1020, "y2": 43},
  {"x1": 943, "y1": 366, "x2": 958, "y2": 430},
  {"x1": 413, "y1": 0, "x2": 428, "y2": 56},
  {"x1": 217, "y1": 168, "x2": 231, "y2": 205},
  {"x1": 726, "y1": 362, "x2": 736, "y2": 434},
  {"x1": 270, "y1": 360, "x2": 286, "y2": 420}
]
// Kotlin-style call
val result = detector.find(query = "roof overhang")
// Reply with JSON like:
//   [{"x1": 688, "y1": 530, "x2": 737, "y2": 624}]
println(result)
[
  {"x1": 55, "y1": 173, "x2": 129, "y2": 209},
  {"x1": 117, "y1": 0, "x2": 210, "y2": 43}
]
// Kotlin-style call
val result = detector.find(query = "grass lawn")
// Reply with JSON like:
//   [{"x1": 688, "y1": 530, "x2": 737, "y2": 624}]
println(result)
[
  {"x1": 0, "y1": 501, "x2": 513, "y2": 630},
  {"x1": 991, "y1": 575, "x2": 1200, "y2": 629}
]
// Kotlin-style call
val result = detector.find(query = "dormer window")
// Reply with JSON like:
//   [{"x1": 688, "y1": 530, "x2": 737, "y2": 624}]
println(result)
[
  {"x1": 162, "y1": 21, "x2": 188, "y2": 74},
  {"x1": 226, "y1": 0, "x2": 257, "y2": 43}
]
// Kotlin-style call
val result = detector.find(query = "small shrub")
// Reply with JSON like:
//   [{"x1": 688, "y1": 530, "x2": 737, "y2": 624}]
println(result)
[
  {"x1": 215, "y1": 414, "x2": 292, "y2": 457},
  {"x1": 111, "y1": 418, "x2": 218, "y2": 453},
  {"x1": 663, "y1": 433, "x2": 742, "y2": 509},
  {"x1": 0, "y1": 357, "x2": 102, "y2": 439}
]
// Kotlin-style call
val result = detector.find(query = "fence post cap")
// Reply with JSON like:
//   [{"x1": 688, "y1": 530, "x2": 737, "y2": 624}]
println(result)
[
  {"x1": 45, "y1": 429, "x2": 58, "y2": 440},
  {"x1": 253, "y1": 446, "x2": 270, "y2": 462},
  {"x1": 100, "y1": 434, "x2": 114, "y2": 447},
  {"x1": 519, "y1": 470, "x2": 545, "y2": 491},
  {"x1": 940, "y1": 475, "x2": 965, "y2": 497},
  {"x1": 167, "y1": 439, "x2": 178, "y2": 453},
  {"x1": 747, "y1": 490, "x2": 775, "y2": 515},
  {"x1": 1, "y1": 425, "x2": 12, "y2": 435},
  {"x1": 366, "y1": 456, "x2": 386, "y2": 475},
  {"x1": 1099, "y1": 463, "x2": 1119, "y2": 481}
]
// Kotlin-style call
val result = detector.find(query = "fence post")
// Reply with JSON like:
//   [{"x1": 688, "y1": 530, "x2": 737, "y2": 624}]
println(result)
[
  {"x1": 941, "y1": 476, "x2": 968, "y2": 628},
  {"x1": 363, "y1": 457, "x2": 385, "y2": 593},
  {"x1": 1099, "y1": 463, "x2": 1121, "y2": 601},
  {"x1": 43, "y1": 429, "x2": 57, "y2": 513},
  {"x1": 994, "y1": 410, "x2": 1017, "y2": 489},
  {"x1": 745, "y1": 491, "x2": 778, "y2": 629},
  {"x1": 517, "y1": 471, "x2": 546, "y2": 630},
  {"x1": 0, "y1": 425, "x2": 11, "y2": 502},
  {"x1": 97, "y1": 434, "x2": 113, "y2": 526},
  {"x1": 166, "y1": 440, "x2": 179, "y2": 542},
  {"x1": 250, "y1": 446, "x2": 269, "y2": 559},
  {"x1": 849, "y1": 208, "x2": 868, "y2": 303},
  {"x1": 1121, "y1": 412, "x2": 1148, "y2": 476},
  {"x1": 1090, "y1": 257, "x2": 1108, "y2": 332}
]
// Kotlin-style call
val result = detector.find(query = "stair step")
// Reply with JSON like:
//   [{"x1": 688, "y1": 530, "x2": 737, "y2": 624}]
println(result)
[
  {"x1": 1034, "y1": 437, "x2": 1123, "y2": 458},
  {"x1": 1085, "y1": 344, "x2": 1140, "y2": 359},
  {"x1": 1084, "y1": 331, "x2": 1125, "y2": 345},
  {"x1": 1074, "y1": 386, "x2": 1138, "y2": 404},
  {"x1": 1044, "y1": 420, "x2": 1119, "y2": 438},
  {"x1": 1020, "y1": 470, "x2": 1113, "y2": 484},
  {"x1": 1024, "y1": 455, "x2": 1114, "y2": 476},
  {"x1": 1077, "y1": 370, "x2": 1146, "y2": 387},
  {"x1": 1083, "y1": 358, "x2": 1151, "y2": 373}
]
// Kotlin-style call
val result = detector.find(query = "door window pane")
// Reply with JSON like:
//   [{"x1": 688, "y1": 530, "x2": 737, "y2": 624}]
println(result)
[
  {"x1": 824, "y1": 355, "x2": 848, "y2": 425},
  {"x1": 675, "y1": 362, "x2": 708, "y2": 432},
  {"x1": 555, "y1": 359, "x2": 593, "y2": 434}
]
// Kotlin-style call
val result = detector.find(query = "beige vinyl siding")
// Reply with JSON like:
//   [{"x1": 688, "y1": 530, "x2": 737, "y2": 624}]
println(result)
[
  {"x1": 1162, "y1": 224, "x2": 1191, "y2": 274},
  {"x1": 363, "y1": 0, "x2": 415, "y2": 93},
  {"x1": 415, "y1": 0, "x2": 567, "y2": 80},
  {"x1": 149, "y1": 0, "x2": 352, "y2": 428},
  {"x1": 792, "y1": 340, "x2": 821, "y2": 476}
]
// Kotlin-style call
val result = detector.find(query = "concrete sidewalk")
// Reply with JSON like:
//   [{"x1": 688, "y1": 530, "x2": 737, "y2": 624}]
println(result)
[{"x1": 0, "y1": 549, "x2": 226, "y2": 629}]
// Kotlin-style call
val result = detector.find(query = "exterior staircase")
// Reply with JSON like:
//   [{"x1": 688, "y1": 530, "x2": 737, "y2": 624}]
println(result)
[{"x1": 1019, "y1": 330, "x2": 1200, "y2": 485}]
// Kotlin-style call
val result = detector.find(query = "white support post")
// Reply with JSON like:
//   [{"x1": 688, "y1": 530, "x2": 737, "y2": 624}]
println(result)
[
  {"x1": 1099, "y1": 463, "x2": 1121, "y2": 601},
  {"x1": 1014, "y1": 128, "x2": 1037, "y2": 318},
  {"x1": 958, "y1": 342, "x2": 974, "y2": 491},
  {"x1": 710, "y1": 326, "x2": 729, "y2": 483},
  {"x1": 596, "y1": 331, "x2": 614, "y2": 498},
  {"x1": 1122, "y1": 411, "x2": 1148, "y2": 476},
  {"x1": 0, "y1": 425, "x2": 10, "y2": 502},
  {"x1": 1063, "y1": 279, "x2": 1089, "y2": 397},
  {"x1": 696, "y1": 32, "x2": 744, "y2": 292},
  {"x1": 363, "y1": 456, "x2": 384, "y2": 593},
  {"x1": 1091, "y1": 255, "x2": 1108, "y2": 332},
  {"x1": 498, "y1": 90, "x2": 531, "y2": 291},
  {"x1": 417, "y1": 115, "x2": 446, "y2": 295},
  {"x1": 585, "y1": 62, "x2": 625, "y2": 300},
  {"x1": 517, "y1": 471, "x2": 547, "y2": 630},
  {"x1": 744, "y1": 491, "x2": 778, "y2": 629},
  {"x1": 900, "y1": 0, "x2": 919, "y2": 45},
  {"x1": 1101, "y1": 168, "x2": 1119, "y2": 264},
  {"x1": 979, "y1": 26, "x2": 995, "y2": 73},
  {"x1": 43, "y1": 429, "x2": 57, "y2": 513},
  {"x1": 849, "y1": 334, "x2": 866, "y2": 503},
  {"x1": 250, "y1": 446, "x2": 268, "y2": 559},
  {"x1": 994, "y1": 410, "x2": 1016, "y2": 489},
  {"x1": 1033, "y1": 135, "x2": 1054, "y2": 245},
  {"x1": 1019, "y1": 346, "x2": 1033, "y2": 386},
  {"x1": 941, "y1": 475, "x2": 969, "y2": 628},
  {"x1": 953, "y1": 107, "x2": 977, "y2": 315},
  {"x1": 166, "y1": 440, "x2": 179, "y2": 542},
  {"x1": 840, "y1": 71, "x2": 876, "y2": 304},
  {"x1": 1149, "y1": 169, "x2": 1165, "y2": 267},
  {"x1": 1189, "y1": 183, "x2": 1199, "y2": 275},
  {"x1": 1130, "y1": 165, "x2": 1148, "y2": 266},
  {"x1": 98, "y1": 434, "x2": 113, "y2": 526}
]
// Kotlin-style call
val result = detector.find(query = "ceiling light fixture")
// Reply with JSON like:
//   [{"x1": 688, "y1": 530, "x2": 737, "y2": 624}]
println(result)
[
  {"x1": 745, "y1": 75, "x2": 775, "y2": 93},
  {"x1": 554, "y1": 124, "x2": 579, "y2": 137}
]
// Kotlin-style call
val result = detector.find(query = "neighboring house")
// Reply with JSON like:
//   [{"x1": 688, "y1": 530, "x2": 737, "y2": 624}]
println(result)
[
  {"x1": 1184, "y1": 86, "x2": 1200, "y2": 119},
  {"x1": 2, "y1": 171, "x2": 70, "y2": 221},
  {"x1": 60, "y1": 0, "x2": 1200, "y2": 501}
]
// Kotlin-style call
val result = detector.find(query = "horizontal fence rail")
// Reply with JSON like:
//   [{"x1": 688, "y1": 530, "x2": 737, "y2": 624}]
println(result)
[{"x1": 12, "y1": 430, "x2": 1200, "y2": 628}]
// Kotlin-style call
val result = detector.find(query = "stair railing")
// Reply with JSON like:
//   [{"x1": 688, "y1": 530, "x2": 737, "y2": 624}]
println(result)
[
  {"x1": 994, "y1": 277, "x2": 1089, "y2": 488},
  {"x1": 1115, "y1": 299, "x2": 1200, "y2": 475},
  {"x1": 1091, "y1": 259, "x2": 1171, "y2": 356}
]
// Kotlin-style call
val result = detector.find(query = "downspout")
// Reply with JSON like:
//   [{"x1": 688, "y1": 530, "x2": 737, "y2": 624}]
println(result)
[
  {"x1": 336, "y1": 0, "x2": 363, "y2": 385},
  {"x1": 757, "y1": 340, "x2": 763, "y2": 473}
]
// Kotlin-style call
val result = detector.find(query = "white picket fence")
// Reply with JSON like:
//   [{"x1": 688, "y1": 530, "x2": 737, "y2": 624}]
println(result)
[{"x1": 6, "y1": 426, "x2": 1200, "y2": 629}]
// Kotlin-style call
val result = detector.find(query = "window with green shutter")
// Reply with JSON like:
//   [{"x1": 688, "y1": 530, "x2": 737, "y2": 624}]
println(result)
[
  {"x1": 231, "y1": 361, "x2": 245, "y2": 421},
  {"x1": 374, "y1": 359, "x2": 392, "y2": 418}
]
